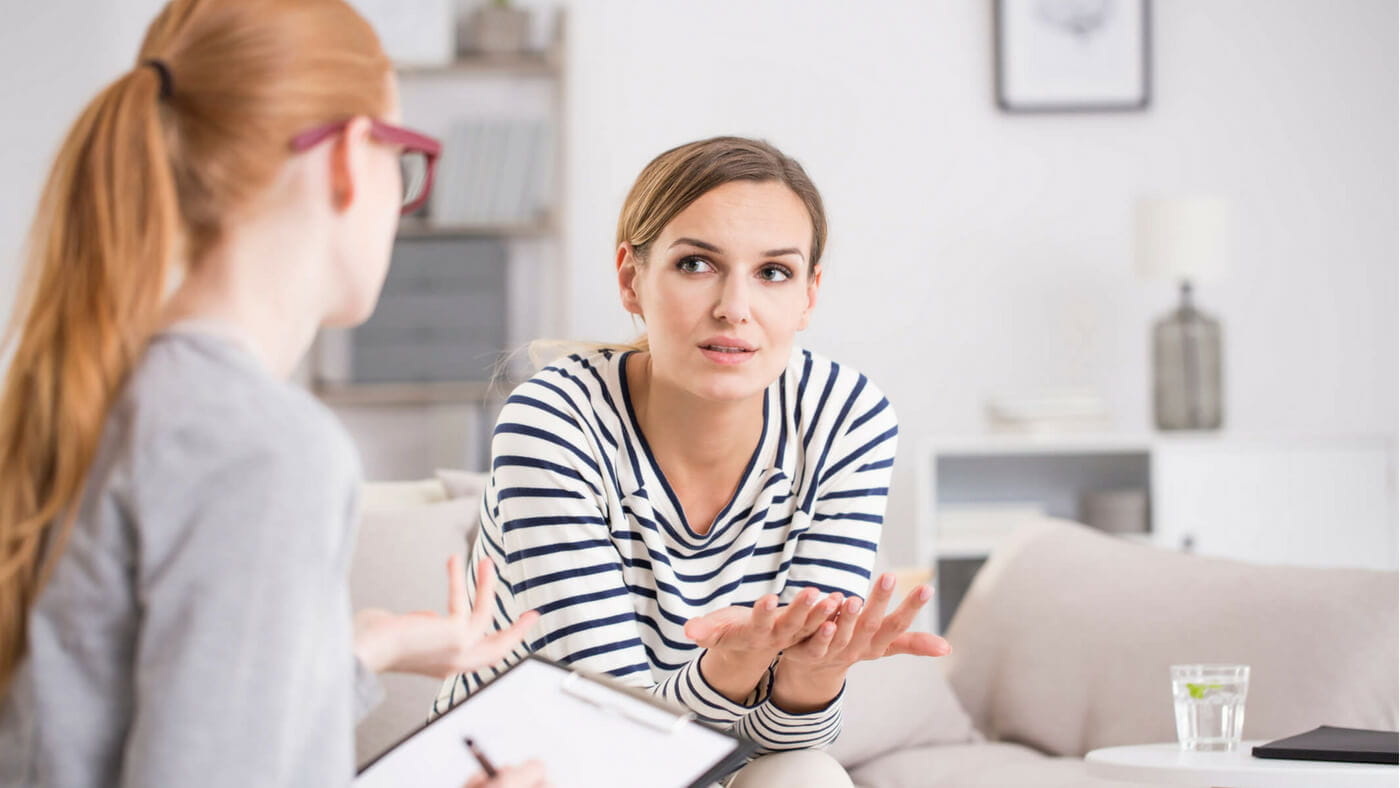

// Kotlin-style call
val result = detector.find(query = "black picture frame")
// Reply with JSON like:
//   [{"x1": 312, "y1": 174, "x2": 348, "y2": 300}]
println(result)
[{"x1": 995, "y1": 0, "x2": 1153, "y2": 113}]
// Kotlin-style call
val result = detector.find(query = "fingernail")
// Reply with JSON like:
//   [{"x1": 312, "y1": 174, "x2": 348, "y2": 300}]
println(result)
[
  {"x1": 848, "y1": 598, "x2": 863, "y2": 613},
  {"x1": 918, "y1": 585, "x2": 933, "y2": 602},
  {"x1": 881, "y1": 575, "x2": 895, "y2": 591}
]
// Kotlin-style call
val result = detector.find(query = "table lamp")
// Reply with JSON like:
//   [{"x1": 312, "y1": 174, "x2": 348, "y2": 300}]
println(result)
[{"x1": 1136, "y1": 197, "x2": 1228, "y2": 430}]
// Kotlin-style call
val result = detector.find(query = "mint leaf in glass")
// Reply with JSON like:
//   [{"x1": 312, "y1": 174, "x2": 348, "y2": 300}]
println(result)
[{"x1": 1185, "y1": 682, "x2": 1224, "y2": 699}]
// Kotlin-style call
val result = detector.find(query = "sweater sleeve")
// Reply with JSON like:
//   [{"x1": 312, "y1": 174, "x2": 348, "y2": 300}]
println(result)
[
  {"x1": 432, "y1": 384, "x2": 772, "y2": 733},
  {"x1": 733, "y1": 375, "x2": 899, "y2": 752}
]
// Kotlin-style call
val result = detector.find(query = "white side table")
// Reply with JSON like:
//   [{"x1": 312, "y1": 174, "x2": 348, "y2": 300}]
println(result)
[{"x1": 1085, "y1": 741, "x2": 1397, "y2": 787}]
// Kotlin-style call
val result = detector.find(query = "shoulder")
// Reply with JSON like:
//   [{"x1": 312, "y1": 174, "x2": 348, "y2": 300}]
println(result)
[
  {"x1": 501, "y1": 348, "x2": 628, "y2": 433},
  {"x1": 783, "y1": 347, "x2": 898, "y2": 436},
  {"x1": 119, "y1": 332, "x2": 358, "y2": 499}
]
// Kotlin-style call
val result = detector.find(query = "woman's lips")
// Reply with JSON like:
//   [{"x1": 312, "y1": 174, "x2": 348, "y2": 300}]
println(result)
[{"x1": 699, "y1": 343, "x2": 756, "y2": 365}]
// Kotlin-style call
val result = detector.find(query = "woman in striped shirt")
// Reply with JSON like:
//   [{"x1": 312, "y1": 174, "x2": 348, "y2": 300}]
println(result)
[{"x1": 436, "y1": 137, "x2": 950, "y2": 786}]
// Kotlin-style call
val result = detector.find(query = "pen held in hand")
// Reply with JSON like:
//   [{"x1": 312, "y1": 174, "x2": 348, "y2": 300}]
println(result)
[{"x1": 463, "y1": 737, "x2": 498, "y2": 778}]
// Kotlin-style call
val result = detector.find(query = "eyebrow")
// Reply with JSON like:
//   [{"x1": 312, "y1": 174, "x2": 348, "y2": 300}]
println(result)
[{"x1": 668, "y1": 237, "x2": 806, "y2": 261}]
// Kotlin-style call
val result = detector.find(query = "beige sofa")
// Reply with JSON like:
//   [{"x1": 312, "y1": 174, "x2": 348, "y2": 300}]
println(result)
[{"x1": 351, "y1": 474, "x2": 1399, "y2": 786}]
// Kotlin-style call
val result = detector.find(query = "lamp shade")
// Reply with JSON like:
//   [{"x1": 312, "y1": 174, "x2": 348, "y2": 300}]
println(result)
[{"x1": 1135, "y1": 197, "x2": 1228, "y2": 283}]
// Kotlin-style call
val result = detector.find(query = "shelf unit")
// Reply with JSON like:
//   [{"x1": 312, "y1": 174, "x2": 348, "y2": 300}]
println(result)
[
  {"x1": 308, "y1": 9, "x2": 567, "y2": 478},
  {"x1": 917, "y1": 432, "x2": 1398, "y2": 633}
]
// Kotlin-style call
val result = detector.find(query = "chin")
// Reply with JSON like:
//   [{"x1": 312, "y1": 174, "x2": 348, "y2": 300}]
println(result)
[
  {"x1": 682, "y1": 357, "x2": 783, "y2": 403},
  {"x1": 323, "y1": 293, "x2": 379, "y2": 328}
]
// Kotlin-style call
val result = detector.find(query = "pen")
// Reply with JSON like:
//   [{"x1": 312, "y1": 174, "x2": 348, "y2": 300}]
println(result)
[{"x1": 463, "y1": 737, "x2": 498, "y2": 778}]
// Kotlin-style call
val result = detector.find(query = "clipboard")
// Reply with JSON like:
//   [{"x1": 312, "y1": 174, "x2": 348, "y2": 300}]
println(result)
[{"x1": 356, "y1": 655, "x2": 757, "y2": 787}]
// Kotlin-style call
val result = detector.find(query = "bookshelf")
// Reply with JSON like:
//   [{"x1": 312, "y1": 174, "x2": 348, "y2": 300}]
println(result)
[{"x1": 310, "y1": 8, "x2": 567, "y2": 476}]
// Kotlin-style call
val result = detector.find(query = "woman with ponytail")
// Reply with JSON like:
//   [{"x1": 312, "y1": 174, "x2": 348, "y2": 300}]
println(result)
[{"x1": 0, "y1": 1, "x2": 543, "y2": 785}]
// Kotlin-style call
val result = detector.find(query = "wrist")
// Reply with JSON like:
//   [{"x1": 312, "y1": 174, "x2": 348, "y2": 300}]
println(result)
[
  {"x1": 698, "y1": 648, "x2": 777, "y2": 705},
  {"x1": 352, "y1": 623, "x2": 396, "y2": 674},
  {"x1": 771, "y1": 657, "x2": 847, "y2": 714}
]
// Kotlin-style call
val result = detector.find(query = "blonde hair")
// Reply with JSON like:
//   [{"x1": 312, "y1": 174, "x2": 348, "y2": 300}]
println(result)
[
  {"x1": 0, "y1": 0, "x2": 391, "y2": 690},
  {"x1": 526, "y1": 136, "x2": 829, "y2": 368}
]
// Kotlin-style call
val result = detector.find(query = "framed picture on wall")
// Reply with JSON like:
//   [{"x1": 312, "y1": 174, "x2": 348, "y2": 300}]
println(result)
[{"x1": 995, "y1": 0, "x2": 1151, "y2": 112}]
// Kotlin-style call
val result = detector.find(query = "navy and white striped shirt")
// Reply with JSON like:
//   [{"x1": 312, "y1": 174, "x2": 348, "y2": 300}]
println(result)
[{"x1": 433, "y1": 346, "x2": 898, "y2": 753}]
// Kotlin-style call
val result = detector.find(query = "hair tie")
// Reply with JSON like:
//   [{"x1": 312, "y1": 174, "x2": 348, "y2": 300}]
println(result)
[{"x1": 143, "y1": 59, "x2": 174, "y2": 100}]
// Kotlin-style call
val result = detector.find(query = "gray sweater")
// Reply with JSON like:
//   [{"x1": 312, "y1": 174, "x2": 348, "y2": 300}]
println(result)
[{"x1": 0, "y1": 328, "x2": 378, "y2": 786}]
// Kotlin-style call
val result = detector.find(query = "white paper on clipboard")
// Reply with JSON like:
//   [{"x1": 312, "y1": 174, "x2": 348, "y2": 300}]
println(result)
[{"x1": 355, "y1": 657, "x2": 752, "y2": 788}]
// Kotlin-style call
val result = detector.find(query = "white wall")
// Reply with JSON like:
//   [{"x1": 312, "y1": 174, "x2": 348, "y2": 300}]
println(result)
[
  {"x1": 1, "y1": 2, "x2": 1395, "y2": 551},
  {"x1": 560, "y1": 0, "x2": 1397, "y2": 435},
  {"x1": 555, "y1": 0, "x2": 1399, "y2": 544}
]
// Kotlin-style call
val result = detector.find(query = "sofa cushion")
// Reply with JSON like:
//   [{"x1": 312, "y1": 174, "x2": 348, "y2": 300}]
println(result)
[
  {"x1": 932, "y1": 753, "x2": 1151, "y2": 788},
  {"x1": 828, "y1": 654, "x2": 981, "y2": 771},
  {"x1": 943, "y1": 518, "x2": 1399, "y2": 758},
  {"x1": 846, "y1": 742, "x2": 1045, "y2": 788},
  {"x1": 349, "y1": 472, "x2": 487, "y2": 765}
]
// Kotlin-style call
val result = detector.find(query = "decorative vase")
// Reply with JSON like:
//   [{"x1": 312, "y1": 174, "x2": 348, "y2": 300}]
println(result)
[
  {"x1": 1152, "y1": 281, "x2": 1223, "y2": 430},
  {"x1": 461, "y1": 3, "x2": 531, "y2": 56}
]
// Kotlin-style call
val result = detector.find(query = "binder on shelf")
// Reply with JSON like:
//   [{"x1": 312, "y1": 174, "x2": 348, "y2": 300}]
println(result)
[{"x1": 356, "y1": 655, "x2": 756, "y2": 788}]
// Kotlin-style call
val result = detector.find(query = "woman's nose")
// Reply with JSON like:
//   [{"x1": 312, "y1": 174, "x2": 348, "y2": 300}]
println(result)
[{"x1": 713, "y1": 275, "x2": 751, "y2": 324}]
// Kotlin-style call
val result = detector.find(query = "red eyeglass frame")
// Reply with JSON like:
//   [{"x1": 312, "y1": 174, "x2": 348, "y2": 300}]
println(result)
[{"x1": 290, "y1": 118, "x2": 442, "y2": 215}]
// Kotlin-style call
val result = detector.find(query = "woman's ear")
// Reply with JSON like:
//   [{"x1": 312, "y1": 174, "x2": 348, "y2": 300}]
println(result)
[
  {"x1": 328, "y1": 116, "x2": 373, "y2": 213},
  {"x1": 617, "y1": 243, "x2": 645, "y2": 317},
  {"x1": 797, "y1": 263, "x2": 822, "y2": 330}
]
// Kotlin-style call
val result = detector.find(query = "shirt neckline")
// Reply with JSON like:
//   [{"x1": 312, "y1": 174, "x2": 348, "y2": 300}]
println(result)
[{"x1": 616, "y1": 350, "x2": 772, "y2": 545}]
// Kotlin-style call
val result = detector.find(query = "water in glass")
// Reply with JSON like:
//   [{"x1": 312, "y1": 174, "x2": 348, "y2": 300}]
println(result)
[{"x1": 1171, "y1": 665, "x2": 1249, "y2": 751}]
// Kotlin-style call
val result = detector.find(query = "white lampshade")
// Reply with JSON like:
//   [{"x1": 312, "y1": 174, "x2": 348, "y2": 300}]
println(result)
[{"x1": 1135, "y1": 197, "x2": 1228, "y2": 283}]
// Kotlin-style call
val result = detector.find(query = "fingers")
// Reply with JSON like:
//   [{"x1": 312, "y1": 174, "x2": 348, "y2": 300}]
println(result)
[
  {"x1": 883, "y1": 631, "x2": 952, "y2": 658},
  {"x1": 870, "y1": 584, "x2": 934, "y2": 655},
  {"x1": 447, "y1": 555, "x2": 469, "y2": 619},
  {"x1": 684, "y1": 606, "x2": 750, "y2": 649},
  {"x1": 749, "y1": 594, "x2": 781, "y2": 634},
  {"x1": 826, "y1": 595, "x2": 863, "y2": 654},
  {"x1": 455, "y1": 611, "x2": 539, "y2": 674},
  {"x1": 798, "y1": 592, "x2": 844, "y2": 636},
  {"x1": 493, "y1": 760, "x2": 549, "y2": 788},
  {"x1": 467, "y1": 558, "x2": 496, "y2": 632},
  {"x1": 773, "y1": 587, "x2": 821, "y2": 642},
  {"x1": 469, "y1": 759, "x2": 549, "y2": 788},
  {"x1": 853, "y1": 573, "x2": 896, "y2": 643}
]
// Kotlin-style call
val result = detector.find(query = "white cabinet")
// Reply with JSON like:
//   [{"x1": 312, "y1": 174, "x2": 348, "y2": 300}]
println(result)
[{"x1": 918, "y1": 433, "x2": 1398, "y2": 632}]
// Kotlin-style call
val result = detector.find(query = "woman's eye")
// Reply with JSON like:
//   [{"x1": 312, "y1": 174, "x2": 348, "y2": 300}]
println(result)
[
  {"x1": 677, "y1": 256, "x2": 713, "y2": 274},
  {"x1": 758, "y1": 265, "x2": 792, "y2": 282}
]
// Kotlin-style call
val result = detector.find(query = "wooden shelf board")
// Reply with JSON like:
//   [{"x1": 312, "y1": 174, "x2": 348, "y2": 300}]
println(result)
[
  {"x1": 313, "y1": 380, "x2": 510, "y2": 406},
  {"x1": 395, "y1": 53, "x2": 560, "y2": 78},
  {"x1": 395, "y1": 218, "x2": 554, "y2": 240}
]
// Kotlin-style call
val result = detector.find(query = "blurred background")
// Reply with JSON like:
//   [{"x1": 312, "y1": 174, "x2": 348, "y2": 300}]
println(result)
[{"x1": 2, "y1": 1, "x2": 1395, "y2": 621}]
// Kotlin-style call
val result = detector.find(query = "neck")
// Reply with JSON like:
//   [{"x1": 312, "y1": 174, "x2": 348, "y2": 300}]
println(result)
[
  {"x1": 628, "y1": 353, "x2": 765, "y2": 476},
  {"x1": 161, "y1": 215, "x2": 329, "y2": 379}
]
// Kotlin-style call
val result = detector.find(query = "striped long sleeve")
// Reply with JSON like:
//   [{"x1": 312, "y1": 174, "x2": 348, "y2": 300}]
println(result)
[{"x1": 433, "y1": 348, "x2": 898, "y2": 755}]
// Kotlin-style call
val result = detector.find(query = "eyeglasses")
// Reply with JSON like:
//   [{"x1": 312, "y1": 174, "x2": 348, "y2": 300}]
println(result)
[{"x1": 290, "y1": 118, "x2": 442, "y2": 215}]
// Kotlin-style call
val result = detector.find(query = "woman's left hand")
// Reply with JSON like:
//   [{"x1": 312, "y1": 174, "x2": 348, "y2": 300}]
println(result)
[
  {"x1": 769, "y1": 573, "x2": 950, "y2": 711},
  {"x1": 354, "y1": 555, "x2": 538, "y2": 678},
  {"x1": 784, "y1": 573, "x2": 949, "y2": 670}
]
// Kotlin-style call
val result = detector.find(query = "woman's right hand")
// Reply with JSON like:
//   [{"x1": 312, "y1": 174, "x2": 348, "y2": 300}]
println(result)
[
  {"x1": 684, "y1": 587, "x2": 843, "y2": 658},
  {"x1": 682, "y1": 587, "x2": 843, "y2": 701},
  {"x1": 463, "y1": 760, "x2": 550, "y2": 788}
]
